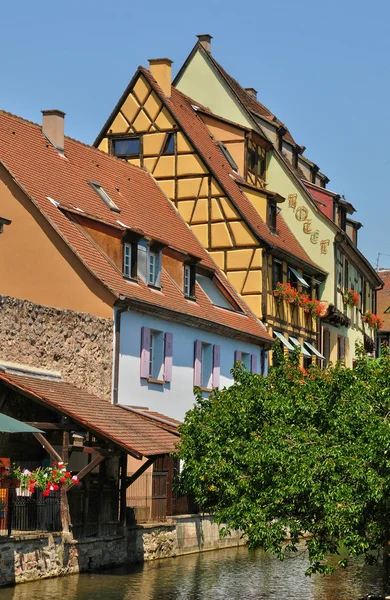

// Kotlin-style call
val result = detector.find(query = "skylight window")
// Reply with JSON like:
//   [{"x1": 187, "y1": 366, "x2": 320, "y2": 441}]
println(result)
[
  {"x1": 196, "y1": 274, "x2": 233, "y2": 310},
  {"x1": 89, "y1": 181, "x2": 120, "y2": 213},
  {"x1": 217, "y1": 141, "x2": 238, "y2": 172}
]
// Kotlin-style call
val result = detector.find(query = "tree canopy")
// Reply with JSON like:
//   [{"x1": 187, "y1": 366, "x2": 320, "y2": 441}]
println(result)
[{"x1": 177, "y1": 343, "x2": 390, "y2": 574}]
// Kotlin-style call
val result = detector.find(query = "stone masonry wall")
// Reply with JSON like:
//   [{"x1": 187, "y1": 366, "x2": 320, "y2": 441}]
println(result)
[
  {"x1": 0, "y1": 296, "x2": 113, "y2": 400},
  {"x1": 0, "y1": 533, "x2": 126, "y2": 586}
]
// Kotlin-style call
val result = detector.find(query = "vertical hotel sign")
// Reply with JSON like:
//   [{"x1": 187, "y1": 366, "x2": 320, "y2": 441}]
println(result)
[{"x1": 287, "y1": 194, "x2": 329, "y2": 254}]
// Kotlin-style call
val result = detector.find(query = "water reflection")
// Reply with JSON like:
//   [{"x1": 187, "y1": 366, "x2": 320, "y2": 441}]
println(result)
[{"x1": 4, "y1": 545, "x2": 390, "y2": 600}]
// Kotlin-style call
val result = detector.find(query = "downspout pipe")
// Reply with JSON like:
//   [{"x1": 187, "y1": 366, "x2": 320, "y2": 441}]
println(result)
[{"x1": 112, "y1": 305, "x2": 127, "y2": 405}]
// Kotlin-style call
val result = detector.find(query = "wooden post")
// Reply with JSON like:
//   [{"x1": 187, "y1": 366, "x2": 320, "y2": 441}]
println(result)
[
  {"x1": 119, "y1": 453, "x2": 127, "y2": 532},
  {"x1": 60, "y1": 431, "x2": 71, "y2": 533},
  {"x1": 6, "y1": 488, "x2": 15, "y2": 537},
  {"x1": 97, "y1": 459, "x2": 106, "y2": 537}
]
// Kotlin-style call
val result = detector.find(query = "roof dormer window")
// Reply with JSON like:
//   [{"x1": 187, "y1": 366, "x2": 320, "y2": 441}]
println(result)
[
  {"x1": 217, "y1": 141, "x2": 238, "y2": 172},
  {"x1": 184, "y1": 263, "x2": 196, "y2": 299},
  {"x1": 138, "y1": 240, "x2": 162, "y2": 288},
  {"x1": 89, "y1": 181, "x2": 120, "y2": 213}
]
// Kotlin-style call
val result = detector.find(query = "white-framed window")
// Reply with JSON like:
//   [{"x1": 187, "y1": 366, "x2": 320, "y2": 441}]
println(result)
[
  {"x1": 148, "y1": 250, "x2": 158, "y2": 286},
  {"x1": 184, "y1": 264, "x2": 191, "y2": 297},
  {"x1": 123, "y1": 242, "x2": 132, "y2": 278},
  {"x1": 149, "y1": 330, "x2": 164, "y2": 380},
  {"x1": 137, "y1": 241, "x2": 161, "y2": 288},
  {"x1": 201, "y1": 343, "x2": 213, "y2": 389}
]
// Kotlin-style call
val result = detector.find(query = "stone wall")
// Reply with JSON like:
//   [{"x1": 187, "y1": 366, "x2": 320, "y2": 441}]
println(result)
[
  {"x1": 0, "y1": 296, "x2": 113, "y2": 400},
  {"x1": 127, "y1": 515, "x2": 244, "y2": 563},
  {"x1": 0, "y1": 533, "x2": 126, "y2": 586}
]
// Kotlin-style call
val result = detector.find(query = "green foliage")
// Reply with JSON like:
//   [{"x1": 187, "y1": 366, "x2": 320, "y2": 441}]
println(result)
[{"x1": 177, "y1": 342, "x2": 390, "y2": 575}]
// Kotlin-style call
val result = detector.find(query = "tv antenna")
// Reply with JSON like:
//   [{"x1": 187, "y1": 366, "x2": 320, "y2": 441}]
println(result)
[{"x1": 376, "y1": 253, "x2": 390, "y2": 270}]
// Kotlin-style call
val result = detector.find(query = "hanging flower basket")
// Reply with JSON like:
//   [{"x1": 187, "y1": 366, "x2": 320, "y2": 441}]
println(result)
[
  {"x1": 0, "y1": 460, "x2": 79, "y2": 495},
  {"x1": 343, "y1": 289, "x2": 360, "y2": 308}
]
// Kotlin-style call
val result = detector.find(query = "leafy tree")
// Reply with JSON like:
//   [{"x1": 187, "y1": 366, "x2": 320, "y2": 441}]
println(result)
[{"x1": 177, "y1": 343, "x2": 390, "y2": 574}]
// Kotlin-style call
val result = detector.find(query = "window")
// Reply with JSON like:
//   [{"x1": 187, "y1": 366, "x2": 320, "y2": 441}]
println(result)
[
  {"x1": 246, "y1": 141, "x2": 266, "y2": 185},
  {"x1": 267, "y1": 201, "x2": 277, "y2": 232},
  {"x1": 148, "y1": 249, "x2": 161, "y2": 287},
  {"x1": 184, "y1": 264, "x2": 195, "y2": 298},
  {"x1": 112, "y1": 137, "x2": 141, "y2": 159},
  {"x1": 272, "y1": 259, "x2": 283, "y2": 290},
  {"x1": 196, "y1": 274, "x2": 233, "y2": 310},
  {"x1": 217, "y1": 141, "x2": 238, "y2": 171},
  {"x1": 336, "y1": 250, "x2": 343, "y2": 289},
  {"x1": 287, "y1": 267, "x2": 298, "y2": 290},
  {"x1": 137, "y1": 241, "x2": 161, "y2": 288},
  {"x1": 234, "y1": 350, "x2": 258, "y2": 373},
  {"x1": 162, "y1": 133, "x2": 175, "y2": 155},
  {"x1": 89, "y1": 181, "x2": 120, "y2": 212},
  {"x1": 123, "y1": 243, "x2": 131, "y2": 278},
  {"x1": 337, "y1": 336, "x2": 345, "y2": 362},
  {"x1": 288, "y1": 267, "x2": 309, "y2": 289},
  {"x1": 194, "y1": 340, "x2": 220, "y2": 389},
  {"x1": 344, "y1": 259, "x2": 349, "y2": 290},
  {"x1": 338, "y1": 208, "x2": 347, "y2": 232},
  {"x1": 140, "y1": 327, "x2": 173, "y2": 383}
]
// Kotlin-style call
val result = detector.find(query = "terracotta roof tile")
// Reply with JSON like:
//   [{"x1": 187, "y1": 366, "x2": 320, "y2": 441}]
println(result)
[
  {"x1": 140, "y1": 69, "x2": 322, "y2": 273},
  {"x1": 0, "y1": 110, "x2": 271, "y2": 344},
  {"x1": 0, "y1": 372, "x2": 178, "y2": 457}
]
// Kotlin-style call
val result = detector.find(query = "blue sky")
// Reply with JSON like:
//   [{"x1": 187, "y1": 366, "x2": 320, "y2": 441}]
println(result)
[{"x1": 2, "y1": 0, "x2": 388, "y2": 267}]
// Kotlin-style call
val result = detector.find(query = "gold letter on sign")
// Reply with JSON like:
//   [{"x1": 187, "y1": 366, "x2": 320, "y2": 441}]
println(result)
[
  {"x1": 295, "y1": 206, "x2": 309, "y2": 221},
  {"x1": 288, "y1": 194, "x2": 297, "y2": 210},
  {"x1": 310, "y1": 230, "x2": 320, "y2": 244},
  {"x1": 320, "y1": 239, "x2": 330, "y2": 254},
  {"x1": 303, "y1": 220, "x2": 312, "y2": 234}
]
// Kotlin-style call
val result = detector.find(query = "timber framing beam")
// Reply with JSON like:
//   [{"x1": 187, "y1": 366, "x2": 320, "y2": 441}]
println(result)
[
  {"x1": 33, "y1": 433, "x2": 63, "y2": 463},
  {"x1": 67, "y1": 454, "x2": 106, "y2": 491}
]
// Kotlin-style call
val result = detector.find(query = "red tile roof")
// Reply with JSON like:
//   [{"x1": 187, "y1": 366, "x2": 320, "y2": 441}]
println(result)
[
  {"x1": 377, "y1": 270, "x2": 390, "y2": 332},
  {"x1": 0, "y1": 110, "x2": 271, "y2": 344},
  {"x1": 0, "y1": 372, "x2": 179, "y2": 457},
  {"x1": 140, "y1": 69, "x2": 323, "y2": 274}
]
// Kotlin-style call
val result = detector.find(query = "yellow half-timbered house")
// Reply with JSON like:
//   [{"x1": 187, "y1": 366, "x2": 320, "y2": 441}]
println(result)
[{"x1": 94, "y1": 59, "x2": 327, "y2": 365}]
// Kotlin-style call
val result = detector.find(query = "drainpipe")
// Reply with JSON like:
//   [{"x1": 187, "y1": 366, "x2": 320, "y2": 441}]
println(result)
[{"x1": 112, "y1": 305, "x2": 127, "y2": 405}]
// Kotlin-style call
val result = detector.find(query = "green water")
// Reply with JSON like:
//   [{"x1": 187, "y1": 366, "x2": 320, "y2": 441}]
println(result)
[{"x1": 2, "y1": 545, "x2": 389, "y2": 600}]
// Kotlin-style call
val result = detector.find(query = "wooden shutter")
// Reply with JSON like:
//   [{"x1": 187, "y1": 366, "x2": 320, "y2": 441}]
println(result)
[
  {"x1": 164, "y1": 332, "x2": 173, "y2": 383},
  {"x1": 140, "y1": 327, "x2": 151, "y2": 379},
  {"x1": 234, "y1": 350, "x2": 242, "y2": 363},
  {"x1": 194, "y1": 340, "x2": 202, "y2": 386},
  {"x1": 212, "y1": 344, "x2": 221, "y2": 388},
  {"x1": 251, "y1": 354, "x2": 258, "y2": 374}
]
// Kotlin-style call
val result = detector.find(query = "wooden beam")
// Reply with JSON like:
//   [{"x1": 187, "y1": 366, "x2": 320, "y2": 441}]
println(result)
[
  {"x1": 25, "y1": 422, "x2": 76, "y2": 430},
  {"x1": 33, "y1": 433, "x2": 62, "y2": 463},
  {"x1": 126, "y1": 457, "x2": 156, "y2": 489},
  {"x1": 69, "y1": 446, "x2": 114, "y2": 456},
  {"x1": 119, "y1": 453, "x2": 127, "y2": 529},
  {"x1": 67, "y1": 454, "x2": 105, "y2": 491}
]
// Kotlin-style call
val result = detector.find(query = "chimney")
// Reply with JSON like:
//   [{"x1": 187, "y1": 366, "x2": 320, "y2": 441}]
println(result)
[
  {"x1": 245, "y1": 88, "x2": 258, "y2": 99},
  {"x1": 148, "y1": 58, "x2": 173, "y2": 97},
  {"x1": 41, "y1": 110, "x2": 65, "y2": 152},
  {"x1": 197, "y1": 34, "x2": 212, "y2": 53}
]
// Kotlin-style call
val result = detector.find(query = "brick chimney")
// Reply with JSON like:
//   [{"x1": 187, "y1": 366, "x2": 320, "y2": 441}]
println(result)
[
  {"x1": 41, "y1": 110, "x2": 65, "y2": 152},
  {"x1": 148, "y1": 58, "x2": 173, "y2": 97},
  {"x1": 245, "y1": 88, "x2": 258, "y2": 99},
  {"x1": 197, "y1": 34, "x2": 212, "y2": 52}
]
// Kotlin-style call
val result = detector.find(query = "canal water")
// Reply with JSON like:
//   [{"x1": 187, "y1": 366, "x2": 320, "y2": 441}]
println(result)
[{"x1": 3, "y1": 545, "x2": 390, "y2": 600}]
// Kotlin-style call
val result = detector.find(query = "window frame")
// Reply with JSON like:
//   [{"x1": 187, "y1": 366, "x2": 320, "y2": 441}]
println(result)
[
  {"x1": 161, "y1": 132, "x2": 175, "y2": 156},
  {"x1": 272, "y1": 259, "x2": 283, "y2": 290},
  {"x1": 267, "y1": 201, "x2": 278, "y2": 233},
  {"x1": 112, "y1": 136, "x2": 141, "y2": 159},
  {"x1": 88, "y1": 181, "x2": 120, "y2": 213},
  {"x1": 184, "y1": 263, "x2": 196, "y2": 298}
]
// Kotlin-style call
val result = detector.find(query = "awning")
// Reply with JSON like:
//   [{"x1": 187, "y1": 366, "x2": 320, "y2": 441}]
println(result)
[
  {"x1": 274, "y1": 331, "x2": 295, "y2": 351},
  {"x1": 289, "y1": 267, "x2": 309, "y2": 288},
  {"x1": 304, "y1": 341, "x2": 325, "y2": 360},
  {"x1": 0, "y1": 412, "x2": 44, "y2": 434},
  {"x1": 289, "y1": 337, "x2": 311, "y2": 357}
]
